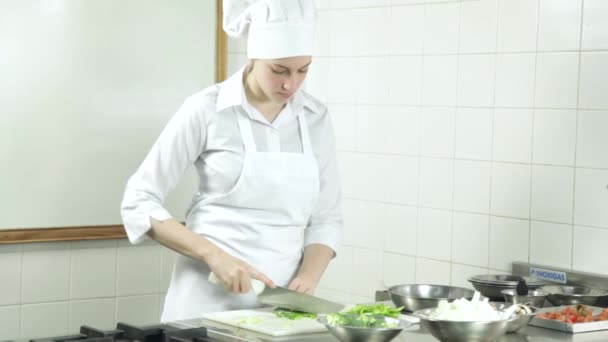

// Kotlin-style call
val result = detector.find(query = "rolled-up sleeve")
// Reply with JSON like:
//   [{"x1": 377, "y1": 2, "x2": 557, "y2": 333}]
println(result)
[
  {"x1": 120, "y1": 97, "x2": 207, "y2": 244},
  {"x1": 304, "y1": 108, "x2": 343, "y2": 255}
]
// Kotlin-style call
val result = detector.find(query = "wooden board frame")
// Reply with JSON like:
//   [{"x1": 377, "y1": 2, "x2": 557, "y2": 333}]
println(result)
[{"x1": 0, "y1": 1, "x2": 227, "y2": 245}]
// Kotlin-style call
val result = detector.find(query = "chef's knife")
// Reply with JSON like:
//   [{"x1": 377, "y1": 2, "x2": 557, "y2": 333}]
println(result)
[{"x1": 208, "y1": 272, "x2": 344, "y2": 313}]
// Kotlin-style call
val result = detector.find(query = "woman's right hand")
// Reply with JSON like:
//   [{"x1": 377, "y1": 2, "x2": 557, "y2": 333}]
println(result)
[{"x1": 205, "y1": 249, "x2": 275, "y2": 294}]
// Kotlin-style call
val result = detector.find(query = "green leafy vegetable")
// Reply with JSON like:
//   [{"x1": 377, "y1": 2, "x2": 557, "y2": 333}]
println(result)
[
  {"x1": 274, "y1": 308, "x2": 317, "y2": 320},
  {"x1": 326, "y1": 313, "x2": 398, "y2": 328},
  {"x1": 344, "y1": 303, "x2": 404, "y2": 318}
]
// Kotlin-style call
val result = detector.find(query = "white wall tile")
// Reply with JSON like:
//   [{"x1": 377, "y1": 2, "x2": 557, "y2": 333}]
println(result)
[
  {"x1": 333, "y1": 0, "x2": 390, "y2": 8},
  {"x1": 21, "y1": 302, "x2": 69, "y2": 339},
  {"x1": 356, "y1": 154, "x2": 419, "y2": 205},
  {"x1": 314, "y1": 11, "x2": 332, "y2": 56},
  {"x1": 579, "y1": 52, "x2": 608, "y2": 109},
  {"x1": 494, "y1": 53, "x2": 536, "y2": 107},
  {"x1": 319, "y1": 246, "x2": 353, "y2": 292},
  {"x1": 345, "y1": 200, "x2": 387, "y2": 250},
  {"x1": 417, "y1": 208, "x2": 452, "y2": 262},
  {"x1": 451, "y1": 212, "x2": 489, "y2": 268},
  {"x1": 573, "y1": 226, "x2": 608, "y2": 276},
  {"x1": 328, "y1": 57, "x2": 358, "y2": 103},
  {"x1": 422, "y1": 56, "x2": 458, "y2": 106},
  {"x1": 457, "y1": 54, "x2": 496, "y2": 107},
  {"x1": 227, "y1": 35, "x2": 247, "y2": 54},
  {"x1": 22, "y1": 250, "x2": 70, "y2": 303},
  {"x1": 0, "y1": 306, "x2": 19, "y2": 341},
  {"x1": 574, "y1": 168, "x2": 608, "y2": 229},
  {"x1": 116, "y1": 294, "x2": 160, "y2": 326},
  {"x1": 532, "y1": 109, "x2": 577, "y2": 166},
  {"x1": 489, "y1": 216, "x2": 529, "y2": 271},
  {"x1": 226, "y1": 53, "x2": 246, "y2": 77},
  {"x1": 459, "y1": 0, "x2": 498, "y2": 53},
  {"x1": 71, "y1": 248, "x2": 116, "y2": 299},
  {"x1": 351, "y1": 248, "x2": 383, "y2": 296},
  {"x1": 160, "y1": 248, "x2": 177, "y2": 293},
  {"x1": 538, "y1": 0, "x2": 582, "y2": 51},
  {"x1": 451, "y1": 264, "x2": 489, "y2": 290},
  {"x1": 389, "y1": 5, "x2": 424, "y2": 55},
  {"x1": 357, "y1": 105, "x2": 419, "y2": 155},
  {"x1": 493, "y1": 108, "x2": 533, "y2": 163},
  {"x1": 304, "y1": 57, "x2": 330, "y2": 102},
  {"x1": 415, "y1": 258, "x2": 451, "y2": 286},
  {"x1": 384, "y1": 205, "x2": 418, "y2": 256},
  {"x1": 530, "y1": 221, "x2": 572, "y2": 270},
  {"x1": 497, "y1": 0, "x2": 538, "y2": 52},
  {"x1": 0, "y1": 244, "x2": 22, "y2": 253},
  {"x1": 423, "y1": 3, "x2": 460, "y2": 54},
  {"x1": 357, "y1": 57, "x2": 391, "y2": 104},
  {"x1": 70, "y1": 298, "x2": 116, "y2": 332},
  {"x1": 383, "y1": 253, "x2": 416, "y2": 288},
  {"x1": 576, "y1": 110, "x2": 608, "y2": 169},
  {"x1": 531, "y1": 165, "x2": 574, "y2": 224},
  {"x1": 116, "y1": 245, "x2": 160, "y2": 296},
  {"x1": 314, "y1": 288, "x2": 352, "y2": 305},
  {"x1": 534, "y1": 53, "x2": 579, "y2": 108},
  {"x1": 420, "y1": 107, "x2": 455, "y2": 158},
  {"x1": 342, "y1": 199, "x2": 358, "y2": 246},
  {"x1": 329, "y1": 104, "x2": 357, "y2": 151},
  {"x1": 491, "y1": 162, "x2": 531, "y2": 219},
  {"x1": 454, "y1": 108, "x2": 493, "y2": 160},
  {"x1": 421, "y1": 159, "x2": 454, "y2": 211},
  {"x1": 0, "y1": 253, "x2": 21, "y2": 305},
  {"x1": 356, "y1": 7, "x2": 391, "y2": 56},
  {"x1": 328, "y1": 10, "x2": 360, "y2": 56},
  {"x1": 581, "y1": 0, "x2": 608, "y2": 50},
  {"x1": 453, "y1": 160, "x2": 492, "y2": 214},
  {"x1": 388, "y1": 56, "x2": 423, "y2": 105},
  {"x1": 71, "y1": 239, "x2": 118, "y2": 249}
]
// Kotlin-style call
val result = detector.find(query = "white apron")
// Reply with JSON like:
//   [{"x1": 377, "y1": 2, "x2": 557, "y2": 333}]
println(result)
[{"x1": 161, "y1": 109, "x2": 320, "y2": 322}]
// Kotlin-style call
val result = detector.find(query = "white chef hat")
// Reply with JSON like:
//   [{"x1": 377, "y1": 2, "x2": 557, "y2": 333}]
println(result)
[{"x1": 223, "y1": 0, "x2": 317, "y2": 59}]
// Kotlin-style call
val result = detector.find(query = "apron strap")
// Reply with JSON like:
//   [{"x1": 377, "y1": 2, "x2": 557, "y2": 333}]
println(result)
[
  {"x1": 235, "y1": 110, "x2": 257, "y2": 152},
  {"x1": 297, "y1": 113, "x2": 313, "y2": 156}
]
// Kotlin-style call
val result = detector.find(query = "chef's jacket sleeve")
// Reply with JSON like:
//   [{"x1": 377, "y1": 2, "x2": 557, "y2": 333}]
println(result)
[
  {"x1": 304, "y1": 108, "x2": 343, "y2": 255},
  {"x1": 120, "y1": 97, "x2": 207, "y2": 244}
]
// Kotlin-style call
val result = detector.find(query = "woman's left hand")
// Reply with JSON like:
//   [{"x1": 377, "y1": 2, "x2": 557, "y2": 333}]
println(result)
[{"x1": 287, "y1": 273, "x2": 318, "y2": 295}]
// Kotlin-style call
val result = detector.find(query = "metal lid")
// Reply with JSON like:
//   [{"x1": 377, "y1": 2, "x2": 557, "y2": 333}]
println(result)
[{"x1": 468, "y1": 274, "x2": 545, "y2": 287}]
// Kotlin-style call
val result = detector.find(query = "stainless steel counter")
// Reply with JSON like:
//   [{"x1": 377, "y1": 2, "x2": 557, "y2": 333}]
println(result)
[{"x1": 173, "y1": 316, "x2": 608, "y2": 342}]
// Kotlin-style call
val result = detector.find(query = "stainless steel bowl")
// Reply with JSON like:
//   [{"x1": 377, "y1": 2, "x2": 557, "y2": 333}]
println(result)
[
  {"x1": 389, "y1": 284, "x2": 476, "y2": 312},
  {"x1": 543, "y1": 285, "x2": 608, "y2": 306},
  {"x1": 502, "y1": 289, "x2": 548, "y2": 308},
  {"x1": 317, "y1": 314, "x2": 410, "y2": 342},
  {"x1": 492, "y1": 302, "x2": 539, "y2": 333},
  {"x1": 468, "y1": 276, "x2": 545, "y2": 300},
  {"x1": 413, "y1": 308, "x2": 517, "y2": 342}
]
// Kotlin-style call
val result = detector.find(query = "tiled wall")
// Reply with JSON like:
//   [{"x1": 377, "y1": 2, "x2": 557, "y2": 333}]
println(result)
[
  {"x1": 301, "y1": 0, "x2": 608, "y2": 304},
  {"x1": 0, "y1": 240, "x2": 176, "y2": 341}
]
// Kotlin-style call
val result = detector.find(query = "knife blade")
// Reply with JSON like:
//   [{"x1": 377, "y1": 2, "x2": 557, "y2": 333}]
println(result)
[{"x1": 208, "y1": 272, "x2": 344, "y2": 313}]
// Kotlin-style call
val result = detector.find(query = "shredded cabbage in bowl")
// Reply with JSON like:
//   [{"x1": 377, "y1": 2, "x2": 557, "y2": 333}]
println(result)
[{"x1": 426, "y1": 292, "x2": 516, "y2": 321}]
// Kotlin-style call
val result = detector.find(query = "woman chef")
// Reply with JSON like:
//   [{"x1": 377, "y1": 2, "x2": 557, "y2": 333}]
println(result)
[{"x1": 120, "y1": 0, "x2": 343, "y2": 322}]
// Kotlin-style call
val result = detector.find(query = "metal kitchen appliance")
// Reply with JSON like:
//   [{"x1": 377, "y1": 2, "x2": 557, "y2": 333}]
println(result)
[{"x1": 28, "y1": 322, "x2": 221, "y2": 342}]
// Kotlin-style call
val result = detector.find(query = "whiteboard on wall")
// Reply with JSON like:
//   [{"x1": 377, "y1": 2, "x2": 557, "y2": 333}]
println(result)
[{"x1": 0, "y1": 0, "x2": 217, "y2": 229}]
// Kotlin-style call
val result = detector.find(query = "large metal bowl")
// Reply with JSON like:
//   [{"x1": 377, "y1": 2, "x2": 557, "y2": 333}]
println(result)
[
  {"x1": 492, "y1": 302, "x2": 539, "y2": 333},
  {"x1": 502, "y1": 289, "x2": 548, "y2": 308},
  {"x1": 413, "y1": 308, "x2": 517, "y2": 342},
  {"x1": 317, "y1": 314, "x2": 410, "y2": 342},
  {"x1": 468, "y1": 276, "x2": 545, "y2": 300},
  {"x1": 543, "y1": 285, "x2": 608, "y2": 306},
  {"x1": 389, "y1": 284, "x2": 476, "y2": 312}
]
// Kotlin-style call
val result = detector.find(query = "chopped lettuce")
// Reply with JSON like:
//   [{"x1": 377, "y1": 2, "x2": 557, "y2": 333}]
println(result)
[
  {"x1": 326, "y1": 313, "x2": 398, "y2": 328},
  {"x1": 274, "y1": 308, "x2": 317, "y2": 320},
  {"x1": 344, "y1": 303, "x2": 404, "y2": 318}
]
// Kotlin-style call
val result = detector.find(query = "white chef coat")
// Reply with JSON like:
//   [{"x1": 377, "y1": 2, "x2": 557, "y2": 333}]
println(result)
[{"x1": 120, "y1": 66, "x2": 342, "y2": 262}]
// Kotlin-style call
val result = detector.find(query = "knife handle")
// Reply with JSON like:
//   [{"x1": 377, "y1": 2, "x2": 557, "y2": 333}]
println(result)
[{"x1": 208, "y1": 272, "x2": 265, "y2": 295}]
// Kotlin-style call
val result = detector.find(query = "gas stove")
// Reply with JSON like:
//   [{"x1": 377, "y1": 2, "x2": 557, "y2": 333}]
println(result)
[{"x1": 28, "y1": 322, "x2": 223, "y2": 342}]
